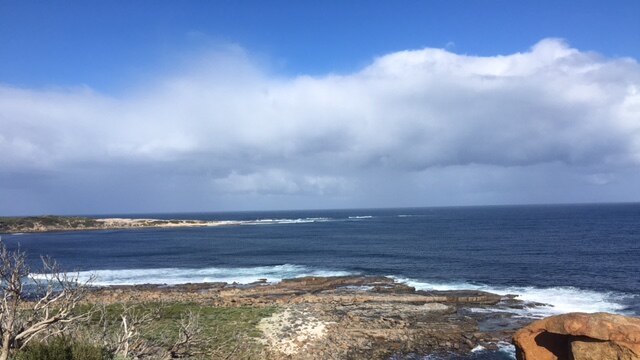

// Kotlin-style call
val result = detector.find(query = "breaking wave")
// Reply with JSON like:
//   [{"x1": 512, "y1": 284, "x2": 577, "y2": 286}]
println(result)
[
  {"x1": 46, "y1": 264, "x2": 354, "y2": 286},
  {"x1": 240, "y1": 217, "x2": 332, "y2": 225},
  {"x1": 393, "y1": 277, "x2": 630, "y2": 318}
]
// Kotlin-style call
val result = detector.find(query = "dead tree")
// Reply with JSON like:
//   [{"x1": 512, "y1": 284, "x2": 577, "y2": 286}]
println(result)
[
  {"x1": 112, "y1": 304, "x2": 159, "y2": 359},
  {"x1": 0, "y1": 240, "x2": 92, "y2": 360},
  {"x1": 105, "y1": 305, "x2": 204, "y2": 359},
  {"x1": 167, "y1": 309, "x2": 204, "y2": 359}
]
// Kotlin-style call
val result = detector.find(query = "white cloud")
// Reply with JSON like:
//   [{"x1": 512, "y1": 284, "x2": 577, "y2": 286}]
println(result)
[
  {"x1": 212, "y1": 170, "x2": 348, "y2": 195},
  {"x1": 1, "y1": 39, "x2": 639, "y2": 212}
]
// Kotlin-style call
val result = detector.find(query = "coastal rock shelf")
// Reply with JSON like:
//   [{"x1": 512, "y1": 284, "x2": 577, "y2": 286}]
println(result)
[{"x1": 88, "y1": 275, "x2": 535, "y2": 359}]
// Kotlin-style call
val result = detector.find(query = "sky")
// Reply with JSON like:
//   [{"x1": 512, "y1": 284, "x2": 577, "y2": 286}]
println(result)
[{"x1": 1, "y1": 1, "x2": 640, "y2": 215}]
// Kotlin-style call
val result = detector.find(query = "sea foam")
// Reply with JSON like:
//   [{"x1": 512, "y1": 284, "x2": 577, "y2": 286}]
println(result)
[
  {"x1": 43, "y1": 264, "x2": 353, "y2": 286},
  {"x1": 240, "y1": 217, "x2": 332, "y2": 225},
  {"x1": 393, "y1": 276, "x2": 629, "y2": 317}
]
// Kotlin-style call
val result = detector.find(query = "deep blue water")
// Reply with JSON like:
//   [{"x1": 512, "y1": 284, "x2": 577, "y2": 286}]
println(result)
[{"x1": 3, "y1": 203, "x2": 640, "y2": 317}]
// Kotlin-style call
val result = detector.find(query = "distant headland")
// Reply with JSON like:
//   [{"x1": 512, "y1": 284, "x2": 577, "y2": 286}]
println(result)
[{"x1": 0, "y1": 215, "x2": 237, "y2": 234}]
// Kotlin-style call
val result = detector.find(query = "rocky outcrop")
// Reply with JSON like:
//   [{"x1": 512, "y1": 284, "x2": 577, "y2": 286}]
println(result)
[
  {"x1": 88, "y1": 276, "x2": 528, "y2": 358},
  {"x1": 513, "y1": 312, "x2": 640, "y2": 360}
]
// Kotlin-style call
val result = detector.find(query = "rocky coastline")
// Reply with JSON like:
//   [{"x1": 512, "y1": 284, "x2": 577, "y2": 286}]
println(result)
[{"x1": 86, "y1": 275, "x2": 540, "y2": 359}]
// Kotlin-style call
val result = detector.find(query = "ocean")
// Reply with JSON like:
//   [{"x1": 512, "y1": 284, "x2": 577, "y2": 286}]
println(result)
[{"x1": 3, "y1": 203, "x2": 640, "y2": 359}]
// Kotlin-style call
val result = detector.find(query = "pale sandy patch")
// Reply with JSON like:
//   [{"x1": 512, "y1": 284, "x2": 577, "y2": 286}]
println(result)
[
  {"x1": 258, "y1": 308, "x2": 330, "y2": 355},
  {"x1": 95, "y1": 218, "x2": 239, "y2": 228}
]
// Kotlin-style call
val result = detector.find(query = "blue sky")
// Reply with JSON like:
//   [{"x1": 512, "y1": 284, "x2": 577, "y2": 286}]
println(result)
[
  {"x1": 1, "y1": 1, "x2": 640, "y2": 215},
  {"x1": 2, "y1": 1, "x2": 638, "y2": 91}
]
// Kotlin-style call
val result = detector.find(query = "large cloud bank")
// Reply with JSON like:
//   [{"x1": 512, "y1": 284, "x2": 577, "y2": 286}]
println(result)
[{"x1": 1, "y1": 39, "x2": 639, "y2": 214}]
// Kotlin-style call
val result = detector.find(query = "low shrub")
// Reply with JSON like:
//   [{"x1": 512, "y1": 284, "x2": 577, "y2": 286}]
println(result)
[{"x1": 12, "y1": 336, "x2": 112, "y2": 360}]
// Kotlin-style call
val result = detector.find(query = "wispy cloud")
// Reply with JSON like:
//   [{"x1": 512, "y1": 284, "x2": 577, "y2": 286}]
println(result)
[{"x1": 1, "y1": 39, "x2": 639, "y2": 213}]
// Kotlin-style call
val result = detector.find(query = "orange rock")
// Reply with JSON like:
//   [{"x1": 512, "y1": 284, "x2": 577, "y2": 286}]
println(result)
[{"x1": 513, "y1": 312, "x2": 640, "y2": 360}]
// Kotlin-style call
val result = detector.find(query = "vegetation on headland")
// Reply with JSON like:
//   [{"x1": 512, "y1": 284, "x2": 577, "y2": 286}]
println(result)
[
  {"x1": 0, "y1": 216, "x2": 229, "y2": 234},
  {"x1": 0, "y1": 216, "x2": 100, "y2": 233}
]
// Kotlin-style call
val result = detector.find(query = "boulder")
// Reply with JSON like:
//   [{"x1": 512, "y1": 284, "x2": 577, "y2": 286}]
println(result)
[{"x1": 513, "y1": 312, "x2": 640, "y2": 360}]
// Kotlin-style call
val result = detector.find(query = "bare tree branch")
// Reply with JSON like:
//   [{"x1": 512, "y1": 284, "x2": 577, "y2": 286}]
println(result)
[{"x1": 0, "y1": 240, "x2": 92, "y2": 360}]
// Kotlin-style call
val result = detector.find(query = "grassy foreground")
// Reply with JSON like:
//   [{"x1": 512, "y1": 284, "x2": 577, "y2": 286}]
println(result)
[{"x1": 15, "y1": 302, "x2": 277, "y2": 360}]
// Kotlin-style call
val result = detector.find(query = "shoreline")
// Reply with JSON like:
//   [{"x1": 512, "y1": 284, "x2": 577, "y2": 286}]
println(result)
[{"x1": 84, "y1": 275, "x2": 533, "y2": 359}]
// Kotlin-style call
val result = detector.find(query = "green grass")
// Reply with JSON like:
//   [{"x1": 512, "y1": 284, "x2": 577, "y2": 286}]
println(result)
[
  {"x1": 13, "y1": 336, "x2": 112, "y2": 360},
  {"x1": 81, "y1": 302, "x2": 277, "y2": 357},
  {"x1": 153, "y1": 303, "x2": 275, "y2": 336}
]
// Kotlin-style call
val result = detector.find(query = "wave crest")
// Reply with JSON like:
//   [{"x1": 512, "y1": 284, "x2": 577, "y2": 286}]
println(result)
[
  {"x1": 393, "y1": 276, "x2": 630, "y2": 317},
  {"x1": 37, "y1": 264, "x2": 353, "y2": 286}
]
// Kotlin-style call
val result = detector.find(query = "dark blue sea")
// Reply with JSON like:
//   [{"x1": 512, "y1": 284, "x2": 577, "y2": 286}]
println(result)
[{"x1": 3, "y1": 203, "x2": 640, "y2": 359}]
